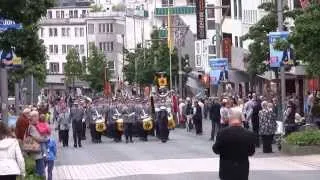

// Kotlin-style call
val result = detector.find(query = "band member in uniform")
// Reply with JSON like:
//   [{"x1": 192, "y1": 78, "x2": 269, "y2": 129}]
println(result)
[
  {"x1": 157, "y1": 101, "x2": 169, "y2": 143},
  {"x1": 113, "y1": 100, "x2": 123, "y2": 142},
  {"x1": 70, "y1": 101, "x2": 84, "y2": 148},
  {"x1": 86, "y1": 102, "x2": 97, "y2": 143},
  {"x1": 123, "y1": 104, "x2": 134, "y2": 143}
]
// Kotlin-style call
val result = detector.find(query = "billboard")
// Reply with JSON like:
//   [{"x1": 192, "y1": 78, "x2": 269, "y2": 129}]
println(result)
[
  {"x1": 196, "y1": 0, "x2": 206, "y2": 39},
  {"x1": 268, "y1": 31, "x2": 289, "y2": 68},
  {"x1": 208, "y1": 58, "x2": 228, "y2": 85}
]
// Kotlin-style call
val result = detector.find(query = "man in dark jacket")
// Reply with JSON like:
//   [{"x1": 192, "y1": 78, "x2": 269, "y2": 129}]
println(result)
[
  {"x1": 70, "y1": 102, "x2": 84, "y2": 148},
  {"x1": 209, "y1": 98, "x2": 221, "y2": 141},
  {"x1": 213, "y1": 110, "x2": 256, "y2": 180},
  {"x1": 193, "y1": 100, "x2": 203, "y2": 135}
]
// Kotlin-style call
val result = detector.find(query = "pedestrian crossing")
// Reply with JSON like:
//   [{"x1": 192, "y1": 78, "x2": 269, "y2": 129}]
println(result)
[{"x1": 53, "y1": 156, "x2": 320, "y2": 180}]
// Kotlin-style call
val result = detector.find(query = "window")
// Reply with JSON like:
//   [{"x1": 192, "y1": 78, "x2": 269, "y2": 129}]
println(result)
[
  {"x1": 107, "y1": 60, "x2": 115, "y2": 70},
  {"x1": 49, "y1": 63, "x2": 59, "y2": 73},
  {"x1": 61, "y1": 11, "x2": 65, "y2": 18},
  {"x1": 62, "y1": 63, "x2": 66, "y2": 73},
  {"x1": 54, "y1": 45, "x2": 58, "y2": 54},
  {"x1": 69, "y1": 10, "x2": 73, "y2": 18},
  {"x1": 56, "y1": 11, "x2": 60, "y2": 19},
  {"x1": 99, "y1": 42, "x2": 106, "y2": 51},
  {"x1": 40, "y1": 28, "x2": 44, "y2": 37},
  {"x1": 99, "y1": 24, "x2": 102, "y2": 33},
  {"x1": 67, "y1": 28, "x2": 70, "y2": 37},
  {"x1": 234, "y1": 0, "x2": 238, "y2": 18},
  {"x1": 74, "y1": 10, "x2": 78, "y2": 18},
  {"x1": 209, "y1": 45, "x2": 216, "y2": 54},
  {"x1": 82, "y1": 10, "x2": 86, "y2": 16},
  {"x1": 161, "y1": 0, "x2": 174, "y2": 7},
  {"x1": 80, "y1": 28, "x2": 84, "y2": 37},
  {"x1": 240, "y1": 39, "x2": 243, "y2": 48},
  {"x1": 107, "y1": 42, "x2": 114, "y2": 52},
  {"x1": 80, "y1": 45, "x2": 85, "y2": 54},
  {"x1": 49, "y1": 28, "x2": 53, "y2": 37},
  {"x1": 62, "y1": 45, "x2": 67, "y2": 54},
  {"x1": 88, "y1": 24, "x2": 94, "y2": 34},
  {"x1": 67, "y1": 45, "x2": 73, "y2": 52},
  {"x1": 207, "y1": 20, "x2": 215, "y2": 30},
  {"x1": 102, "y1": 24, "x2": 106, "y2": 32},
  {"x1": 235, "y1": 36, "x2": 239, "y2": 47},
  {"x1": 187, "y1": 0, "x2": 195, "y2": 6},
  {"x1": 49, "y1": 45, "x2": 54, "y2": 54},
  {"x1": 222, "y1": 0, "x2": 231, "y2": 17},
  {"x1": 47, "y1": 11, "x2": 52, "y2": 19},
  {"x1": 207, "y1": 5, "x2": 215, "y2": 18},
  {"x1": 107, "y1": 23, "x2": 113, "y2": 33},
  {"x1": 54, "y1": 28, "x2": 58, "y2": 36},
  {"x1": 75, "y1": 45, "x2": 79, "y2": 53},
  {"x1": 62, "y1": 28, "x2": 66, "y2": 36},
  {"x1": 238, "y1": 0, "x2": 242, "y2": 18},
  {"x1": 75, "y1": 27, "x2": 79, "y2": 37}
]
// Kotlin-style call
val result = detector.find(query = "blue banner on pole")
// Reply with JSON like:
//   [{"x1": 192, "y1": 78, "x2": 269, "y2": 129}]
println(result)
[
  {"x1": 268, "y1": 31, "x2": 289, "y2": 68},
  {"x1": 208, "y1": 58, "x2": 228, "y2": 85},
  {"x1": 0, "y1": 18, "x2": 22, "y2": 32}
]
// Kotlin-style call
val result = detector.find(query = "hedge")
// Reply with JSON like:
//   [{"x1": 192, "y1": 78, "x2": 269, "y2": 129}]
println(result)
[{"x1": 285, "y1": 130, "x2": 320, "y2": 146}]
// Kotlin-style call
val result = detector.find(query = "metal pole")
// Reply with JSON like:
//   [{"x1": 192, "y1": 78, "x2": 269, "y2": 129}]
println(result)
[
  {"x1": 133, "y1": 16, "x2": 137, "y2": 83},
  {"x1": 15, "y1": 82, "x2": 20, "y2": 114},
  {"x1": 168, "y1": 0, "x2": 173, "y2": 89},
  {"x1": 31, "y1": 75, "x2": 34, "y2": 105},
  {"x1": 278, "y1": 0, "x2": 286, "y2": 120},
  {"x1": 178, "y1": 51, "x2": 183, "y2": 97},
  {"x1": 0, "y1": 68, "x2": 8, "y2": 123}
]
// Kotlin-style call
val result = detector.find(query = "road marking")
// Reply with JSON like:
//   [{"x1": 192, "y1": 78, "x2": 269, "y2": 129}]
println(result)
[{"x1": 52, "y1": 157, "x2": 319, "y2": 180}]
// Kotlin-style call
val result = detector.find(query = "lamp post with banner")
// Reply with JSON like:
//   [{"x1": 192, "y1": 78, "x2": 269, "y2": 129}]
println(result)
[{"x1": 0, "y1": 18, "x2": 22, "y2": 124}]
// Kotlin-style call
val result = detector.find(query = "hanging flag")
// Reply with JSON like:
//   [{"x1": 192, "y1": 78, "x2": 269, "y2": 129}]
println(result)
[{"x1": 196, "y1": 0, "x2": 206, "y2": 39}]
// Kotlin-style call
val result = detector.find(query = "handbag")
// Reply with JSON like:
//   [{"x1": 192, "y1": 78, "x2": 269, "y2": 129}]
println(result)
[{"x1": 22, "y1": 126, "x2": 41, "y2": 153}]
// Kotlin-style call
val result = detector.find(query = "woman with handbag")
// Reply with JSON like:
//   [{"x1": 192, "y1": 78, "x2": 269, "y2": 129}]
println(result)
[
  {"x1": 0, "y1": 121, "x2": 25, "y2": 180},
  {"x1": 26, "y1": 111, "x2": 48, "y2": 178}
]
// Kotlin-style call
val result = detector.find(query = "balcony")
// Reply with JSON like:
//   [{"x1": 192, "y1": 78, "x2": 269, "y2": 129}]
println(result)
[{"x1": 155, "y1": 6, "x2": 196, "y2": 16}]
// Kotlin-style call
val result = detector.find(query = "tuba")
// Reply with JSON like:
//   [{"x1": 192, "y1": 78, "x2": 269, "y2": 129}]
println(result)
[{"x1": 168, "y1": 113, "x2": 176, "y2": 130}]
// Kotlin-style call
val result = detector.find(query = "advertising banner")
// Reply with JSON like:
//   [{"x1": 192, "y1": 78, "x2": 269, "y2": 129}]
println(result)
[
  {"x1": 208, "y1": 58, "x2": 228, "y2": 85},
  {"x1": 268, "y1": 31, "x2": 289, "y2": 68},
  {"x1": 196, "y1": 0, "x2": 206, "y2": 39}
]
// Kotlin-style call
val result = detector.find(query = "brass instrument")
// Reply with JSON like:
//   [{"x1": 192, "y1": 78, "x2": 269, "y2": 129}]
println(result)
[
  {"x1": 116, "y1": 119, "x2": 124, "y2": 132},
  {"x1": 168, "y1": 113, "x2": 176, "y2": 129}
]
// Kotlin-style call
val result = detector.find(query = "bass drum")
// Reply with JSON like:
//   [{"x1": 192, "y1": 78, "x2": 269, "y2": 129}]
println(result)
[
  {"x1": 142, "y1": 117, "x2": 153, "y2": 131},
  {"x1": 116, "y1": 119, "x2": 124, "y2": 132}
]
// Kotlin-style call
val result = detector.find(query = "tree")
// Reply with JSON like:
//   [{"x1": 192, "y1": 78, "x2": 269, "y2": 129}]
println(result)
[
  {"x1": 0, "y1": 0, "x2": 54, "y2": 86},
  {"x1": 242, "y1": 2, "x2": 302, "y2": 76},
  {"x1": 64, "y1": 48, "x2": 83, "y2": 89},
  {"x1": 123, "y1": 29, "x2": 178, "y2": 86},
  {"x1": 84, "y1": 44, "x2": 109, "y2": 92},
  {"x1": 290, "y1": 1, "x2": 320, "y2": 76}
]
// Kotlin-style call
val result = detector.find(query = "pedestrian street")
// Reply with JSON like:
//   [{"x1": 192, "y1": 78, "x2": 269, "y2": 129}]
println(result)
[{"x1": 52, "y1": 120, "x2": 320, "y2": 180}]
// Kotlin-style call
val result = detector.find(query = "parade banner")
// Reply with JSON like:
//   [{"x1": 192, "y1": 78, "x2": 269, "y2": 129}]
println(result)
[
  {"x1": 196, "y1": 0, "x2": 206, "y2": 39},
  {"x1": 268, "y1": 31, "x2": 289, "y2": 68},
  {"x1": 208, "y1": 58, "x2": 228, "y2": 85}
]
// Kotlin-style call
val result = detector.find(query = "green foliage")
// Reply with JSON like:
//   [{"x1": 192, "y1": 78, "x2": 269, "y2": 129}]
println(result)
[
  {"x1": 289, "y1": 2, "x2": 320, "y2": 77},
  {"x1": 84, "y1": 45, "x2": 109, "y2": 92},
  {"x1": 0, "y1": 0, "x2": 54, "y2": 86},
  {"x1": 112, "y1": 3, "x2": 126, "y2": 12},
  {"x1": 123, "y1": 29, "x2": 179, "y2": 86},
  {"x1": 242, "y1": 2, "x2": 301, "y2": 76},
  {"x1": 286, "y1": 130, "x2": 320, "y2": 146},
  {"x1": 90, "y1": 4, "x2": 104, "y2": 12},
  {"x1": 25, "y1": 155, "x2": 45, "y2": 180},
  {"x1": 64, "y1": 48, "x2": 83, "y2": 85}
]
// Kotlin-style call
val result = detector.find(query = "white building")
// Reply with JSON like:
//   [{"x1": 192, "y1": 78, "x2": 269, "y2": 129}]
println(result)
[{"x1": 39, "y1": 6, "x2": 90, "y2": 96}]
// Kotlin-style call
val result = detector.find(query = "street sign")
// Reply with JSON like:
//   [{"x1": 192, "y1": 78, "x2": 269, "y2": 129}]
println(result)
[{"x1": 0, "y1": 18, "x2": 22, "y2": 32}]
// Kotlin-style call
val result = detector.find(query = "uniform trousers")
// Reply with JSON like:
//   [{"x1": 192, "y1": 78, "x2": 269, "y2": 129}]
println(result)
[
  {"x1": 72, "y1": 121, "x2": 82, "y2": 146},
  {"x1": 125, "y1": 123, "x2": 133, "y2": 142},
  {"x1": 60, "y1": 129, "x2": 69, "y2": 147}
]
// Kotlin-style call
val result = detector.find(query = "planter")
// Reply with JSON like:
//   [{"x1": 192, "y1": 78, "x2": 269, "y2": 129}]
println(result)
[{"x1": 281, "y1": 141, "x2": 320, "y2": 155}]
